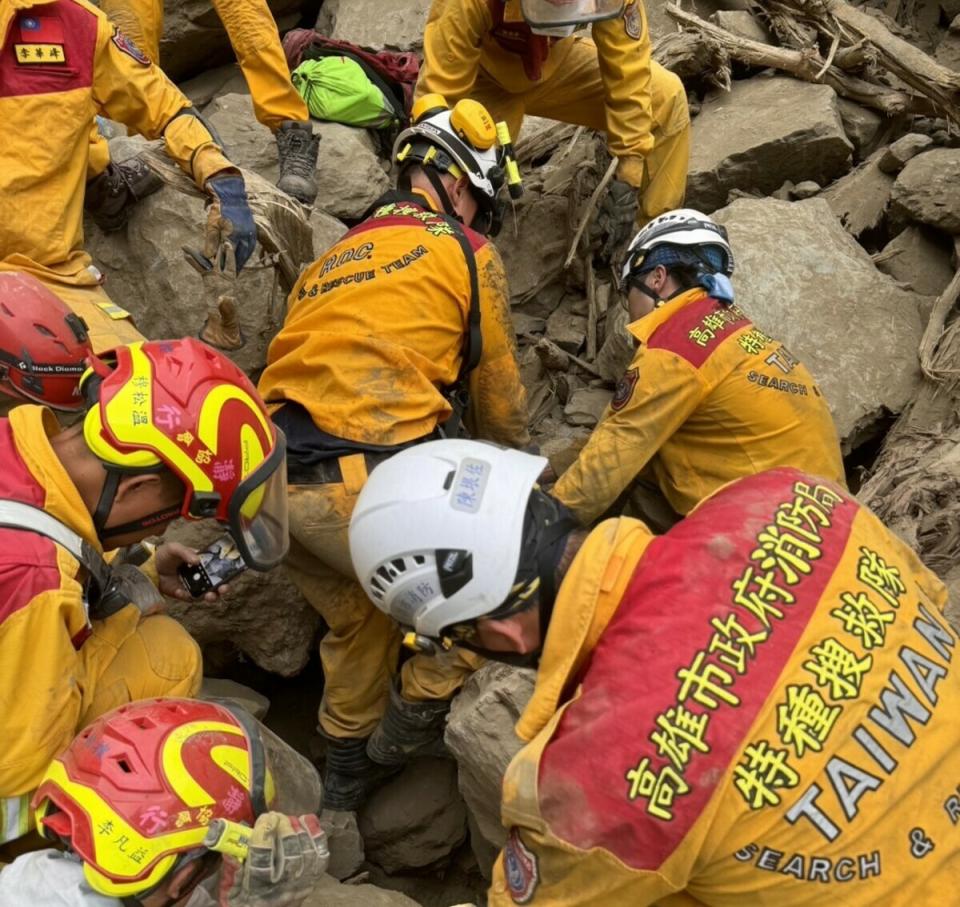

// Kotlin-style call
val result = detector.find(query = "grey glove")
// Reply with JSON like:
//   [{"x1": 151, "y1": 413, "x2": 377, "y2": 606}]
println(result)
[{"x1": 592, "y1": 178, "x2": 639, "y2": 259}]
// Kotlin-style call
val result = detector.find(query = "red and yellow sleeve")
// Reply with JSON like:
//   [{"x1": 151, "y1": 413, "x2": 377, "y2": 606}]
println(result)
[
  {"x1": 553, "y1": 348, "x2": 704, "y2": 525},
  {"x1": 417, "y1": 0, "x2": 491, "y2": 101},
  {"x1": 90, "y1": 16, "x2": 235, "y2": 187},
  {"x1": 466, "y1": 244, "x2": 531, "y2": 448},
  {"x1": 591, "y1": 0, "x2": 654, "y2": 185}
]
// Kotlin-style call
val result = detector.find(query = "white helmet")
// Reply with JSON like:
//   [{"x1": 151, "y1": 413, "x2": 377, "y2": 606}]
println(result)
[
  {"x1": 349, "y1": 440, "x2": 548, "y2": 638},
  {"x1": 620, "y1": 208, "x2": 734, "y2": 284},
  {"x1": 394, "y1": 97, "x2": 509, "y2": 233},
  {"x1": 521, "y1": 0, "x2": 625, "y2": 28}
]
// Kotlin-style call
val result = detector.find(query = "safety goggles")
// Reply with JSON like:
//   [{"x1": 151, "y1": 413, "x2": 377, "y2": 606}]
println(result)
[
  {"x1": 521, "y1": 0, "x2": 625, "y2": 27},
  {"x1": 226, "y1": 429, "x2": 289, "y2": 572}
]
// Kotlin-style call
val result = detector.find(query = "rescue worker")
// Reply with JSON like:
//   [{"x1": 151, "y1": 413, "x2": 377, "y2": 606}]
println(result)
[
  {"x1": 257, "y1": 95, "x2": 530, "y2": 811},
  {"x1": 417, "y1": 0, "x2": 690, "y2": 246},
  {"x1": 0, "y1": 698, "x2": 329, "y2": 905},
  {"x1": 91, "y1": 0, "x2": 320, "y2": 210},
  {"x1": 0, "y1": 337, "x2": 288, "y2": 853},
  {"x1": 351, "y1": 440, "x2": 960, "y2": 906},
  {"x1": 0, "y1": 0, "x2": 257, "y2": 356},
  {"x1": 552, "y1": 209, "x2": 846, "y2": 531}
]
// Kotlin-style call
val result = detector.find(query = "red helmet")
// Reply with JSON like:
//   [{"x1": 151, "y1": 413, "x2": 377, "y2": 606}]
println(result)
[
  {"x1": 33, "y1": 698, "x2": 270, "y2": 899},
  {"x1": 79, "y1": 338, "x2": 288, "y2": 569},
  {"x1": 0, "y1": 272, "x2": 92, "y2": 411}
]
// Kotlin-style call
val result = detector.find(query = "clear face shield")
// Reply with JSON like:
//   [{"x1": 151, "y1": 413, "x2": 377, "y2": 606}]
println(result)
[
  {"x1": 520, "y1": 0, "x2": 625, "y2": 27},
  {"x1": 227, "y1": 429, "x2": 289, "y2": 572}
]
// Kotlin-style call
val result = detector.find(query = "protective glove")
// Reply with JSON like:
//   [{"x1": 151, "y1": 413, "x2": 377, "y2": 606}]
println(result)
[
  {"x1": 204, "y1": 174, "x2": 257, "y2": 274},
  {"x1": 593, "y1": 177, "x2": 639, "y2": 260},
  {"x1": 218, "y1": 813, "x2": 329, "y2": 907}
]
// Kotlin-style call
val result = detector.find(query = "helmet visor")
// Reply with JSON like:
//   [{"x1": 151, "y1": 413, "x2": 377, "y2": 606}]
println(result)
[
  {"x1": 521, "y1": 0, "x2": 624, "y2": 26},
  {"x1": 228, "y1": 429, "x2": 289, "y2": 571}
]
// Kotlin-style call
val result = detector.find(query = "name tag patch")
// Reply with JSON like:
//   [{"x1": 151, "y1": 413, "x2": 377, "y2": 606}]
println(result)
[{"x1": 14, "y1": 43, "x2": 67, "y2": 64}]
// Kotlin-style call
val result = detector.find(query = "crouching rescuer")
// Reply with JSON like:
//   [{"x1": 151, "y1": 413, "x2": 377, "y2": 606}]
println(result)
[
  {"x1": 0, "y1": 697, "x2": 328, "y2": 905},
  {"x1": 257, "y1": 95, "x2": 531, "y2": 811},
  {"x1": 350, "y1": 440, "x2": 960, "y2": 905},
  {"x1": 0, "y1": 338, "x2": 288, "y2": 852}
]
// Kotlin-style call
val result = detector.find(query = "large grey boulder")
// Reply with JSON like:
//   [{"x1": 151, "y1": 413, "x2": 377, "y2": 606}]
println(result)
[
  {"x1": 445, "y1": 664, "x2": 535, "y2": 872},
  {"x1": 820, "y1": 151, "x2": 894, "y2": 238},
  {"x1": 687, "y1": 76, "x2": 853, "y2": 212},
  {"x1": 359, "y1": 757, "x2": 468, "y2": 873},
  {"x1": 713, "y1": 198, "x2": 926, "y2": 448},
  {"x1": 891, "y1": 148, "x2": 960, "y2": 232},
  {"x1": 875, "y1": 226, "x2": 955, "y2": 296},
  {"x1": 316, "y1": 0, "x2": 432, "y2": 51},
  {"x1": 162, "y1": 520, "x2": 321, "y2": 677},
  {"x1": 314, "y1": 122, "x2": 391, "y2": 220},
  {"x1": 160, "y1": 0, "x2": 302, "y2": 81},
  {"x1": 302, "y1": 877, "x2": 422, "y2": 907},
  {"x1": 206, "y1": 93, "x2": 279, "y2": 183}
]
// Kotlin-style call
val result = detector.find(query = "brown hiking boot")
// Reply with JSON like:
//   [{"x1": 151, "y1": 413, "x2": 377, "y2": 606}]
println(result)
[{"x1": 84, "y1": 157, "x2": 163, "y2": 232}]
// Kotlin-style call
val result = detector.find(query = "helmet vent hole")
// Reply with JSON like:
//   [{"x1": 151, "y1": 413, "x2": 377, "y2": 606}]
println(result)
[
  {"x1": 376, "y1": 565, "x2": 392, "y2": 582},
  {"x1": 131, "y1": 716, "x2": 155, "y2": 730},
  {"x1": 0, "y1": 303, "x2": 12, "y2": 318},
  {"x1": 34, "y1": 323, "x2": 55, "y2": 338},
  {"x1": 115, "y1": 757, "x2": 133, "y2": 774},
  {"x1": 391, "y1": 559, "x2": 407, "y2": 573},
  {"x1": 413, "y1": 555, "x2": 426, "y2": 565},
  {"x1": 443, "y1": 470, "x2": 455, "y2": 491}
]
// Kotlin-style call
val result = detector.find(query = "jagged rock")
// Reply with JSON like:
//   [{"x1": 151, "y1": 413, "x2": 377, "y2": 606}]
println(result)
[
  {"x1": 820, "y1": 151, "x2": 894, "y2": 237},
  {"x1": 311, "y1": 209, "x2": 350, "y2": 259},
  {"x1": 875, "y1": 226, "x2": 955, "y2": 296},
  {"x1": 445, "y1": 663, "x2": 536, "y2": 864},
  {"x1": 687, "y1": 77, "x2": 852, "y2": 212},
  {"x1": 495, "y1": 195, "x2": 569, "y2": 302},
  {"x1": 878, "y1": 133, "x2": 935, "y2": 174},
  {"x1": 321, "y1": 809, "x2": 366, "y2": 882},
  {"x1": 713, "y1": 197, "x2": 926, "y2": 448},
  {"x1": 181, "y1": 63, "x2": 247, "y2": 108},
  {"x1": 891, "y1": 148, "x2": 960, "y2": 232},
  {"x1": 206, "y1": 93, "x2": 278, "y2": 183},
  {"x1": 160, "y1": 0, "x2": 302, "y2": 81},
  {"x1": 302, "y1": 876, "x2": 422, "y2": 907},
  {"x1": 836, "y1": 98, "x2": 886, "y2": 161},
  {"x1": 162, "y1": 520, "x2": 321, "y2": 677},
  {"x1": 316, "y1": 0, "x2": 431, "y2": 51},
  {"x1": 359, "y1": 757, "x2": 467, "y2": 873},
  {"x1": 315, "y1": 122, "x2": 391, "y2": 220},
  {"x1": 545, "y1": 301, "x2": 587, "y2": 353},
  {"x1": 711, "y1": 10, "x2": 772, "y2": 42},
  {"x1": 935, "y1": 28, "x2": 960, "y2": 71},
  {"x1": 790, "y1": 180, "x2": 821, "y2": 199},
  {"x1": 512, "y1": 311, "x2": 547, "y2": 336},
  {"x1": 200, "y1": 678, "x2": 270, "y2": 719},
  {"x1": 564, "y1": 387, "x2": 613, "y2": 427}
]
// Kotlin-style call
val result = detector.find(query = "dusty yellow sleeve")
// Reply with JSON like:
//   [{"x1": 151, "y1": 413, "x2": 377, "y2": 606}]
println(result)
[
  {"x1": 0, "y1": 589, "x2": 84, "y2": 798},
  {"x1": 553, "y1": 349, "x2": 704, "y2": 525},
  {"x1": 591, "y1": 0, "x2": 655, "y2": 170},
  {"x1": 90, "y1": 16, "x2": 235, "y2": 187},
  {"x1": 465, "y1": 245, "x2": 531, "y2": 449},
  {"x1": 416, "y1": 0, "x2": 491, "y2": 101}
]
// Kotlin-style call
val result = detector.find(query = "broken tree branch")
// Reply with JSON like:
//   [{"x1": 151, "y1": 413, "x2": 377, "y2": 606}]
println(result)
[
  {"x1": 919, "y1": 238, "x2": 960, "y2": 381},
  {"x1": 563, "y1": 157, "x2": 618, "y2": 270}
]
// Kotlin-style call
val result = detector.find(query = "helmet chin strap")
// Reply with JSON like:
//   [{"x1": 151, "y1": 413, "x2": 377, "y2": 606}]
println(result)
[{"x1": 92, "y1": 465, "x2": 182, "y2": 541}]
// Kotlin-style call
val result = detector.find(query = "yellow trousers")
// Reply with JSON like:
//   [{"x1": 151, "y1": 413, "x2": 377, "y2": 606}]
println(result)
[
  {"x1": 468, "y1": 38, "x2": 689, "y2": 222},
  {"x1": 284, "y1": 455, "x2": 482, "y2": 739},
  {"x1": 97, "y1": 0, "x2": 307, "y2": 131}
]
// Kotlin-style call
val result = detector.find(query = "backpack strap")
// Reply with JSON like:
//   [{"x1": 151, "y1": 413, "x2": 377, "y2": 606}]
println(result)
[{"x1": 0, "y1": 500, "x2": 160, "y2": 619}]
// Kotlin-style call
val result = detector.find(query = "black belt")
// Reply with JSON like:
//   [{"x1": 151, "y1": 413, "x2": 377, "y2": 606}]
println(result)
[{"x1": 287, "y1": 450, "x2": 397, "y2": 486}]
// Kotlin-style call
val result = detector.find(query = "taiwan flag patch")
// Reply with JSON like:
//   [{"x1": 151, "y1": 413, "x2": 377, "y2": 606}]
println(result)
[{"x1": 14, "y1": 15, "x2": 68, "y2": 65}]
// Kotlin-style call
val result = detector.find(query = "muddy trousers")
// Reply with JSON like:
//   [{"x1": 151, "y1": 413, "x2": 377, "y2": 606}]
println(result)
[
  {"x1": 284, "y1": 454, "x2": 483, "y2": 740},
  {"x1": 89, "y1": 0, "x2": 308, "y2": 179},
  {"x1": 465, "y1": 38, "x2": 690, "y2": 222},
  {"x1": 0, "y1": 608, "x2": 201, "y2": 852}
]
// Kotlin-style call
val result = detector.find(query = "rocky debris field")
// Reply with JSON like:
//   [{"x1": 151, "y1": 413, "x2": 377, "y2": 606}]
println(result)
[{"x1": 89, "y1": 0, "x2": 960, "y2": 902}]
